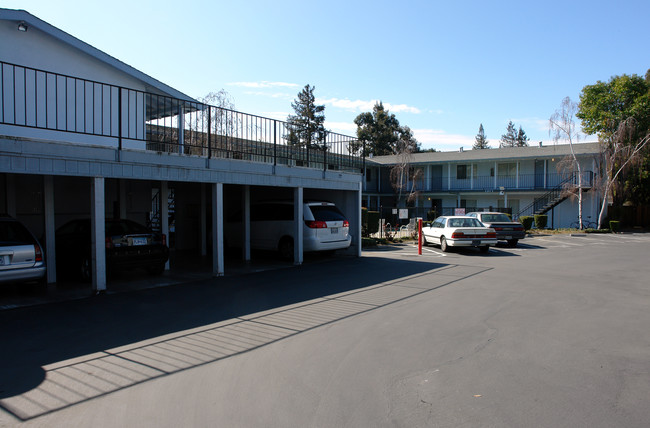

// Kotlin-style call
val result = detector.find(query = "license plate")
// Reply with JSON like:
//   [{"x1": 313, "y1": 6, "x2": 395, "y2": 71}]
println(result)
[
  {"x1": 472, "y1": 240, "x2": 480, "y2": 246},
  {"x1": 331, "y1": 228, "x2": 339, "y2": 234},
  {"x1": 505, "y1": 236, "x2": 512, "y2": 239},
  {"x1": 132, "y1": 237, "x2": 147, "y2": 246}
]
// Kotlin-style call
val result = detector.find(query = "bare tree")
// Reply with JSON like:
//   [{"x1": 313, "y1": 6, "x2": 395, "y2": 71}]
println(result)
[
  {"x1": 389, "y1": 126, "x2": 422, "y2": 206},
  {"x1": 549, "y1": 97, "x2": 585, "y2": 228},
  {"x1": 596, "y1": 118, "x2": 650, "y2": 228}
]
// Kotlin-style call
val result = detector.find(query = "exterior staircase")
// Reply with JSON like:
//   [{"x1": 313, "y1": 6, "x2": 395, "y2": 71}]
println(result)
[
  {"x1": 515, "y1": 172, "x2": 593, "y2": 220},
  {"x1": 148, "y1": 188, "x2": 175, "y2": 233}
]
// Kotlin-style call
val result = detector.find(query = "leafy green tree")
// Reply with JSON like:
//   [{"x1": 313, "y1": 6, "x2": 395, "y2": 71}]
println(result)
[
  {"x1": 577, "y1": 72, "x2": 650, "y2": 207},
  {"x1": 500, "y1": 121, "x2": 517, "y2": 147},
  {"x1": 473, "y1": 123, "x2": 489, "y2": 149},
  {"x1": 352, "y1": 102, "x2": 402, "y2": 156},
  {"x1": 516, "y1": 126, "x2": 529, "y2": 147},
  {"x1": 286, "y1": 84, "x2": 327, "y2": 148},
  {"x1": 577, "y1": 73, "x2": 650, "y2": 140}
]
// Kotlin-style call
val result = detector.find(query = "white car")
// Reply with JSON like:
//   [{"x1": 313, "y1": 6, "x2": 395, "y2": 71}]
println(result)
[
  {"x1": 422, "y1": 216, "x2": 497, "y2": 253},
  {"x1": 225, "y1": 201, "x2": 351, "y2": 260}
]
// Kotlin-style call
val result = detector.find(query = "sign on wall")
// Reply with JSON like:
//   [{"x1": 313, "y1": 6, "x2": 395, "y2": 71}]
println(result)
[
  {"x1": 399, "y1": 209, "x2": 409, "y2": 219},
  {"x1": 454, "y1": 208, "x2": 466, "y2": 216}
]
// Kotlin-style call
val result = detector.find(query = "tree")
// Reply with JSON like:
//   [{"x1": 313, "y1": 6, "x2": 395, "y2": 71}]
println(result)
[
  {"x1": 516, "y1": 126, "x2": 529, "y2": 147},
  {"x1": 549, "y1": 97, "x2": 585, "y2": 228},
  {"x1": 184, "y1": 89, "x2": 237, "y2": 156},
  {"x1": 577, "y1": 72, "x2": 650, "y2": 209},
  {"x1": 390, "y1": 126, "x2": 423, "y2": 205},
  {"x1": 473, "y1": 124, "x2": 489, "y2": 149},
  {"x1": 500, "y1": 121, "x2": 517, "y2": 147},
  {"x1": 285, "y1": 84, "x2": 327, "y2": 149},
  {"x1": 352, "y1": 102, "x2": 402, "y2": 156}
]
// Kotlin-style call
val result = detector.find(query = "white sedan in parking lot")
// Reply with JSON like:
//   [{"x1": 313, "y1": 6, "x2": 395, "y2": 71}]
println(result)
[{"x1": 422, "y1": 216, "x2": 497, "y2": 253}]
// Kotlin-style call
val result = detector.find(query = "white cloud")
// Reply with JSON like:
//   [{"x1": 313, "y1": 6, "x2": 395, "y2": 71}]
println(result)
[
  {"x1": 244, "y1": 91, "x2": 292, "y2": 99},
  {"x1": 228, "y1": 81, "x2": 299, "y2": 89},
  {"x1": 413, "y1": 128, "x2": 485, "y2": 152},
  {"x1": 317, "y1": 98, "x2": 421, "y2": 114},
  {"x1": 325, "y1": 121, "x2": 357, "y2": 135}
]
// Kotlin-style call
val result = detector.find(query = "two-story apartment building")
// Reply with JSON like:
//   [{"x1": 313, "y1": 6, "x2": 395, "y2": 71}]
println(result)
[
  {"x1": 364, "y1": 142, "x2": 602, "y2": 229},
  {"x1": 1, "y1": 9, "x2": 364, "y2": 292}
]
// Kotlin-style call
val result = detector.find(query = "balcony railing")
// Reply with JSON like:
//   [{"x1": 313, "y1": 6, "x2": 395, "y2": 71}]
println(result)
[
  {"x1": 0, "y1": 61, "x2": 364, "y2": 173},
  {"x1": 364, "y1": 171, "x2": 593, "y2": 193}
]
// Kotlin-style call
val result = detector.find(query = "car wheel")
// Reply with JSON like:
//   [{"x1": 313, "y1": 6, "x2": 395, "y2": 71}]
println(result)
[
  {"x1": 440, "y1": 236, "x2": 449, "y2": 252},
  {"x1": 507, "y1": 239, "x2": 518, "y2": 248},
  {"x1": 147, "y1": 263, "x2": 166, "y2": 275},
  {"x1": 278, "y1": 237, "x2": 294, "y2": 261},
  {"x1": 80, "y1": 256, "x2": 92, "y2": 282},
  {"x1": 480, "y1": 245, "x2": 490, "y2": 253}
]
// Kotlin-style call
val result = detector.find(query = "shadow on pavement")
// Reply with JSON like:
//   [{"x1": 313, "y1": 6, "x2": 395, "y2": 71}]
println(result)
[{"x1": 0, "y1": 254, "x2": 471, "y2": 421}]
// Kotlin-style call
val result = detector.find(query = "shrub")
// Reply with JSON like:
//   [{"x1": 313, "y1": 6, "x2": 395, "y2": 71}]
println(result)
[
  {"x1": 534, "y1": 214, "x2": 548, "y2": 230},
  {"x1": 609, "y1": 220, "x2": 621, "y2": 233},
  {"x1": 519, "y1": 216, "x2": 534, "y2": 231}
]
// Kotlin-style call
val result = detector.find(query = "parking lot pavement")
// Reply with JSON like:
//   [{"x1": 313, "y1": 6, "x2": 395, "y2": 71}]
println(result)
[{"x1": 1, "y1": 232, "x2": 649, "y2": 426}]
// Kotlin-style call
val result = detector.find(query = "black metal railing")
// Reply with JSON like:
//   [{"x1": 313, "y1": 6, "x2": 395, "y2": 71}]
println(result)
[
  {"x1": 514, "y1": 171, "x2": 594, "y2": 219},
  {"x1": 0, "y1": 61, "x2": 364, "y2": 173},
  {"x1": 364, "y1": 172, "x2": 590, "y2": 193}
]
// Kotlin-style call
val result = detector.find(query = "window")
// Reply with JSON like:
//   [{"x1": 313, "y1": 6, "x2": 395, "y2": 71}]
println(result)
[
  {"x1": 457, "y1": 165, "x2": 467, "y2": 179},
  {"x1": 366, "y1": 169, "x2": 372, "y2": 182},
  {"x1": 498, "y1": 163, "x2": 517, "y2": 177}
]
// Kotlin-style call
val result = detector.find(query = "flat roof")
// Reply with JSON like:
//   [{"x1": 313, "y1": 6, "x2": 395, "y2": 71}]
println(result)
[{"x1": 367, "y1": 142, "x2": 601, "y2": 165}]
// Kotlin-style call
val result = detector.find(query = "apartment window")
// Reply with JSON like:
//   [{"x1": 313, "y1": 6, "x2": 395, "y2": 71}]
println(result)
[
  {"x1": 366, "y1": 169, "x2": 372, "y2": 182},
  {"x1": 498, "y1": 162, "x2": 517, "y2": 177},
  {"x1": 457, "y1": 165, "x2": 467, "y2": 179}
]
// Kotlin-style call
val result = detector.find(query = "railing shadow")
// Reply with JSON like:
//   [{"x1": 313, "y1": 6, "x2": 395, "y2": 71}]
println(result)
[{"x1": 0, "y1": 255, "x2": 490, "y2": 421}]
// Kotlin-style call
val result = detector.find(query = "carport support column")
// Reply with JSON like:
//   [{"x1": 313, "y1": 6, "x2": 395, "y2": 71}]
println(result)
[
  {"x1": 212, "y1": 183, "x2": 224, "y2": 276},
  {"x1": 91, "y1": 177, "x2": 106, "y2": 293},
  {"x1": 293, "y1": 187, "x2": 303, "y2": 265},
  {"x1": 355, "y1": 182, "x2": 362, "y2": 257},
  {"x1": 161, "y1": 181, "x2": 170, "y2": 271},
  {"x1": 44, "y1": 176, "x2": 56, "y2": 284}
]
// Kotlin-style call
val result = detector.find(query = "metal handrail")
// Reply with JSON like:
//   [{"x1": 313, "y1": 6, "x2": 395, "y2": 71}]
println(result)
[{"x1": 0, "y1": 61, "x2": 364, "y2": 172}]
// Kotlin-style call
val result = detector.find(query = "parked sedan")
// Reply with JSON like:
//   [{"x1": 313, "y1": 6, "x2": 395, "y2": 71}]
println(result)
[
  {"x1": 55, "y1": 219, "x2": 169, "y2": 281},
  {"x1": 0, "y1": 216, "x2": 46, "y2": 285},
  {"x1": 467, "y1": 212, "x2": 526, "y2": 247},
  {"x1": 422, "y1": 216, "x2": 497, "y2": 253}
]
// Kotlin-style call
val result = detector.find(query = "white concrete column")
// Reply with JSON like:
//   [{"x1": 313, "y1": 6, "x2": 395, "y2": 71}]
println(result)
[
  {"x1": 293, "y1": 187, "x2": 304, "y2": 265},
  {"x1": 212, "y1": 183, "x2": 224, "y2": 276},
  {"x1": 243, "y1": 185, "x2": 251, "y2": 262},
  {"x1": 447, "y1": 163, "x2": 451, "y2": 190},
  {"x1": 43, "y1": 176, "x2": 56, "y2": 284},
  {"x1": 91, "y1": 177, "x2": 106, "y2": 292},
  {"x1": 494, "y1": 161, "x2": 498, "y2": 189},
  {"x1": 516, "y1": 162, "x2": 520, "y2": 188},
  {"x1": 470, "y1": 164, "x2": 474, "y2": 190},
  {"x1": 160, "y1": 181, "x2": 170, "y2": 270},
  {"x1": 6, "y1": 174, "x2": 16, "y2": 217},
  {"x1": 200, "y1": 183, "x2": 207, "y2": 256}
]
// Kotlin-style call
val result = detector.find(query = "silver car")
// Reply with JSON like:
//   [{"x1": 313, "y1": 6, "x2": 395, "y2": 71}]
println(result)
[{"x1": 0, "y1": 216, "x2": 46, "y2": 285}]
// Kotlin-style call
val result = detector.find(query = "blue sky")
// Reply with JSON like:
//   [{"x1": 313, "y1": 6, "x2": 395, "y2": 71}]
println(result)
[{"x1": 7, "y1": 0, "x2": 649, "y2": 151}]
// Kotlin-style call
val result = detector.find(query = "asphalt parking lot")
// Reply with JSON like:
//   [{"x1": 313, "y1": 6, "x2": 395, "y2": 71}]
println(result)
[{"x1": 1, "y1": 232, "x2": 649, "y2": 427}]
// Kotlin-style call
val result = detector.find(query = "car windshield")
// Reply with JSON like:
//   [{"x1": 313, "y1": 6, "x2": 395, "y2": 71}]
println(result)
[
  {"x1": 481, "y1": 214, "x2": 511, "y2": 223},
  {"x1": 448, "y1": 218, "x2": 483, "y2": 228},
  {"x1": 106, "y1": 220, "x2": 151, "y2": 235}
]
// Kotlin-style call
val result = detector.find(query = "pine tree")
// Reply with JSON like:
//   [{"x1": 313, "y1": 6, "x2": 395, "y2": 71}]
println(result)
[
  {"x1": 516, "y1": 126, "x2": 529, "y2": 147},
  {"x1": 285, "y1": 84, "x2": 327, "y2": 148},
  {"x1": 500, "y1": 121, "x2": 517, "y2": 147},
  {"x1": 473, "y1": 123, "x2": 489, "y2": 149}
]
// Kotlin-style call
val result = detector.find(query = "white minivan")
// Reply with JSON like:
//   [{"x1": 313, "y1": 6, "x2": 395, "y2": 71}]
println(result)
[{"x1": 225, "y1": 201, "x2": 352, "y2": 259}]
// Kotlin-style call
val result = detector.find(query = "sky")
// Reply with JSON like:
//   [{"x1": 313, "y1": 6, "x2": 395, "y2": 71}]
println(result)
[{"x1": 6, "y1": 0, "x2": 649, "y2": 151}]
